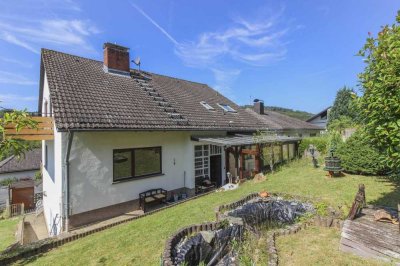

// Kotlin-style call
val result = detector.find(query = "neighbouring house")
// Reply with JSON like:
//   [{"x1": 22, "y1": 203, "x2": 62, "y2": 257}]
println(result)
[
  {"x1": 245, "y1": 100, "x2": 322, "y2": 137},
  {"x1": 306, "y1": 106, "x2": 331, "y2": 129},
  {"x1": 0, "y1": 148, "x2": 41, "y2": 209},
  {"x1": 37, "y1": 43, "x2": 320, "y2": 235}
]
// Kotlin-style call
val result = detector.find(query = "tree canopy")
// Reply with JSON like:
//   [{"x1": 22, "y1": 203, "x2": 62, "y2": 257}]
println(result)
[
  {"x1": 328, "y1": 87, "x2": 358, "y2": 126},
  {"x1": 0, "y1": 110, "x2": 38, "y2": 159},
  {"x1": 357, "y1": 11, "x2": 400, "y2": 173}
]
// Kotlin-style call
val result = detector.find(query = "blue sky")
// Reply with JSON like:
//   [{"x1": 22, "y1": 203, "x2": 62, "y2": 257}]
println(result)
[{"x1": 0, "y1": 0, "x2": 399, "y2": 113}]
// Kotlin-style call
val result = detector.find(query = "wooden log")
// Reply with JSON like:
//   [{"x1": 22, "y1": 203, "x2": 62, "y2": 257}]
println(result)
[{"x1": 348, "y1": 184, "x2": 366, "y2": 220}]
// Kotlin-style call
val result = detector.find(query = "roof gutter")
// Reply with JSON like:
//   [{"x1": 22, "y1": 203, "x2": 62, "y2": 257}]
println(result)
[{"x1": 63, "y1": 131, "x2": 74, "y2": 233}]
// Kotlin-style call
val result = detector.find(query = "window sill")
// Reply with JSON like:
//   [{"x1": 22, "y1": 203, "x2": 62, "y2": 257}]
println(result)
[{"x1": 112, "y1": 173, "x2": 165, "y2": 184}]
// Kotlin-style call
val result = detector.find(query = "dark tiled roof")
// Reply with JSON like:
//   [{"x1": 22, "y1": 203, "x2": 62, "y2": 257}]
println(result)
[
  {"x1": 40, "y1": 49, "x2": 322, "y2": 132},
  {"x1": 245, "y1": 108, "x2": 323, "y2": 131},
  {"x1": 41, "y1": 49, "x2": 265, "y2": 131},
  {"x1": 0, "y1": 149, "x2": 41, "y2": 174}
]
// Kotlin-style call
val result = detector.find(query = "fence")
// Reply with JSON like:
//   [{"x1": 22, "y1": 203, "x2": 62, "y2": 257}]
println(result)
[{"x1": 7, "y1": 203, "x2": 25, "y2": 217}]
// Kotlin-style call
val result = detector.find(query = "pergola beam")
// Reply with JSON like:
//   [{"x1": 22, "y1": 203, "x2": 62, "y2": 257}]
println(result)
[{"x1": 4, "y1": 117, "x2": 54, "y2": 141}]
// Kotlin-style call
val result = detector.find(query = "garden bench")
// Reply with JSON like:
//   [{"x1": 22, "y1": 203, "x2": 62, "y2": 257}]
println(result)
[{"x1": 139, "y1": 188, "x2": 167, "y2": 212}]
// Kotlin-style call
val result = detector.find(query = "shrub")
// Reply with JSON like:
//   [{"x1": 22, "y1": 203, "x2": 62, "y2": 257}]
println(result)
[
  {"x1": 299, "y1": 135, "x2": 329, "y2": 155},
  {"x1": 336, "y1": 130, "x2": 388, "y2": 175}
]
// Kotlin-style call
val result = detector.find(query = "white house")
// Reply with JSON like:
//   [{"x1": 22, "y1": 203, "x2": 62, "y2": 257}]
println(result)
[
  {"x1": 306, "y1": 107, "x2": 331, "y2": 129},
  {"x1": 38, "y1": 43, "x2": 320, "y2": 235}
]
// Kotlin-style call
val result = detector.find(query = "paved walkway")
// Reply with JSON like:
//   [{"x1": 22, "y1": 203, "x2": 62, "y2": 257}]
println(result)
[
  {"x1": 24, "y1": 213, "x2": 48, "y2": 244},
  {"x1": 64, "y1": 209, "x2": 145, "y2": 236}
]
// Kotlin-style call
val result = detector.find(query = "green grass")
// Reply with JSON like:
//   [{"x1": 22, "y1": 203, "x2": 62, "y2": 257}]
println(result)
[
  {"x1": 0, "y1": 217, "x2": 19, "y2": 251},
  {"x1": 276, "y1": 226, "x2": 397, "y2": 265},
  {"x1": 15, "y1": 159, "x2": 399, "y2": 265}
]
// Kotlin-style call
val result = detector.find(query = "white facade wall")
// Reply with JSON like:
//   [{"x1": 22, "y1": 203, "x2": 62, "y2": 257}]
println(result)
[
  {"x1": 0, "y1": 170, "x2": 37, "y2": 182},
  {"x1": 308, "y1": 116, "x2": 328, "y2": 129},
  {"x1": 41, "y1": 72, "x2": 64, "y2": 236},
  {"x1": 68, "y1": 131, "x2": 225, "y2": 215}
]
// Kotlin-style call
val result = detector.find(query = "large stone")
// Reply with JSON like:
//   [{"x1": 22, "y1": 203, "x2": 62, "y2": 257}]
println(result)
[{"x1": 199, "y1": 231, "x2": 215, "y2": 244}]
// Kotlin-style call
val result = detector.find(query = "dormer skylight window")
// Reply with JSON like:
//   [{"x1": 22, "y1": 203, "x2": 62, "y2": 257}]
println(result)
[
  {"x1": 218, "y1": 103, "x2": 236, "y2": 113},
  {"x1": 200, "y1": 101, "x2": 215, "y2": 111}
]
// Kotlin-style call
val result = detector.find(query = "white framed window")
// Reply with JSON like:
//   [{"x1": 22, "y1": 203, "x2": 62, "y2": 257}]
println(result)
[
  {"x1": 210, "y1": 145, "x2": 222, "y2": 155},
  {"x1": 217, "y1": 103, "x2": 236, "y2": 113},
  {"x1": 194, "y1": 145, "x2": 209, "y2": 177},
  {"x1": 200, "y1": 101, "x2": 215, "y2": 111}
]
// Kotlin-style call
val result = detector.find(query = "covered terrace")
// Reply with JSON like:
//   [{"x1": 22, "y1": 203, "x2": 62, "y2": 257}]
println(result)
[{"x1": 191, "y1": 134, "x2": 301, "y2": 186}]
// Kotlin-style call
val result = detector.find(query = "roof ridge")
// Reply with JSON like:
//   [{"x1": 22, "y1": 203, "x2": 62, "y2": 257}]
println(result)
[
  {"x1": 0, "y1": 155, "x2": 15, "y2": 168},
  {"x1": 41, "y1": 48, "x2": 208, "y2": 87}
]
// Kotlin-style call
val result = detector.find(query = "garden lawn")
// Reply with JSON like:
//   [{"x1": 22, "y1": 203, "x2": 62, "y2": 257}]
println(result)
[
  {"x1": 15, "y1": 159, "x2": 399, "y2": 265},
  {"x1": 0, "y1": 217, "x2": 19, "y2": 251}
]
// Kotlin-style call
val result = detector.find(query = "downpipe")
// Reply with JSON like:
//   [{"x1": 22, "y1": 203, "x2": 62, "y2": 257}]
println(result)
[{"x1": 62, "y1": 131, "x2": 74, "y2": 232}]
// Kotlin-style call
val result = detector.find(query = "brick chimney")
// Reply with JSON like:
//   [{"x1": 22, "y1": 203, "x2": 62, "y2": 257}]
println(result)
[
  {"x1": 253, "y1": 99, "x2": 264, "y2": 115},
  {"x1": 103, "y1": 43, "x2": 130, "y2": 74}
]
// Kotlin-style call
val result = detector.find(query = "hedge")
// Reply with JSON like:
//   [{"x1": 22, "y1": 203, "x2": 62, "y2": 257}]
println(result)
[
  {"x1": 299, "y1": 135, "x2": 329, "y2": 155},
  {"x1": 336, "y1": 130, "x2": 388, "y2": 175}
]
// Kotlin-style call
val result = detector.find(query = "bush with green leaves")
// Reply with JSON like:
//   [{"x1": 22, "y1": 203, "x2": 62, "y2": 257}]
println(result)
[
  {"x1": 299, "y1": 135, "x2": 329, "y2": 155},
  {"x1": 336, "y1": 130, "x2": 388, "y2": 175},
  {"x1": 357, "y1": 12, "x2": 400, "y2": 173}
]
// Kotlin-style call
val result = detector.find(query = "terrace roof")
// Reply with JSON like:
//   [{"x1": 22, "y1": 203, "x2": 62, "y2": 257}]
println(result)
[{"x1": 191, "y1": 134, "x2": 301, "y2": 146}]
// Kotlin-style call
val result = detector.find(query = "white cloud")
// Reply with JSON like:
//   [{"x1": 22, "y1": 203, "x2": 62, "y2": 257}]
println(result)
[
  {"x1": 132, "y1": 3, "x2": 291, "y2": 96},
  {"x1": 130, "y1": 3, "x2": 178, "y2": 46},
  {"x1": 0, "y1": 32, "x2": 39, "y2": 54},
  {"x1": 0, "y1": 1, "x2": 99, "y2": 54},
  {"x1": 211, "y1": 68, "x2": 241, "y2": 97},
  {"x1": 0, "y1": 57, "x2": 32, "y2": 67},
  {"x1": 0, "y1": 71, "x2": 36, "y2": 85},
  {"x1": 175, "y1": 16, "x2": 288, "y2": 67},
  {"x1": 0, "y1": 19, "x2": 99, "y2": 53},
  {"x1": 0, "y1": 94, "x2": 37, "y2": 102}
]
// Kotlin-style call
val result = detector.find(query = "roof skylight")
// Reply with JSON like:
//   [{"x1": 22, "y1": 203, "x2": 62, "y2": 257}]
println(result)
[
  {"x1": 200, "y1": 101, "x2": 215, "y2": 111},
  {"x1": 218, "y1": 103, "x2": 236, "y2": 113}
]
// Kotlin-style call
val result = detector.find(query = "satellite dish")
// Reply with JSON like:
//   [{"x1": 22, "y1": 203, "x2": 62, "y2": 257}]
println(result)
[{"x1": 132, "y1": 57, "x2": 141, "y2": 70}]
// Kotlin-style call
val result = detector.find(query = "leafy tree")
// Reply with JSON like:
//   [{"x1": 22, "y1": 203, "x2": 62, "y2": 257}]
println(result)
[
  {"x1": 0, "y1": 110, "x2": 38, "y2": 159},
  {"x1": 327, "y1": 116, "x2": 356, "y2": 134},
  {"x1": 328, "y1": 87, "x2": 358, "y2": 126},
  {"x1": 357, "y1": 11, "x2": 400, "y2": 173}
]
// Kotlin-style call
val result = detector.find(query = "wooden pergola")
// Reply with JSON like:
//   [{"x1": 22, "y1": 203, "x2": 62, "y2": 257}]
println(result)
[{"x1": 4, "y1": 117, "x2": 54, "y2": 140}]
